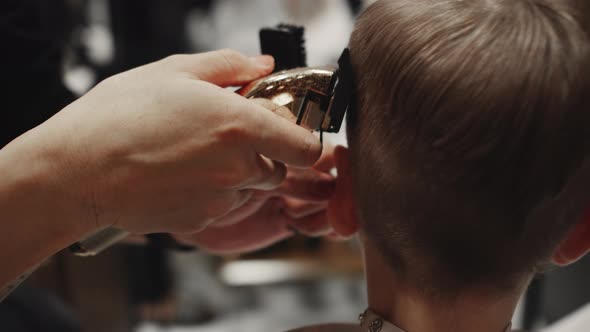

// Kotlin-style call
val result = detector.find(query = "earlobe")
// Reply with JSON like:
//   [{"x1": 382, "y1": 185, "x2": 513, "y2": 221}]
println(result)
[
  {"x1": 327, "y1": 146, "x2": 359, "y2": 238},
  {"x1": 552, "y1": 209, "x2": 590, "y2": 266}
]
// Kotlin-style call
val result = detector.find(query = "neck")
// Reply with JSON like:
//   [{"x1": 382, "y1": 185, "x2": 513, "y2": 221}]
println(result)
[{"x1": 362, "y1": 240, "x2": 525, "y2": 332}]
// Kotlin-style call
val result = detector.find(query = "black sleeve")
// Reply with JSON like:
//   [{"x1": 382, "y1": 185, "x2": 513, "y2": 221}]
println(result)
[{"x1": 0, "y1": 0, "x2": 75, "y2": 148}]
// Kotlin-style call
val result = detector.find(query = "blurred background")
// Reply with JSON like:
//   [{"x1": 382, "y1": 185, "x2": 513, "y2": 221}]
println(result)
[{"x1": 2, "y1": 1, "x2": 589, "y2": 332}]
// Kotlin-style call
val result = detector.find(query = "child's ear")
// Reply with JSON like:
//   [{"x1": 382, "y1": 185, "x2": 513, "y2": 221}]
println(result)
[
  {"x1": 327, "y1": 146, "x2": 359, "y2": 238},
  {"x1": 552, "y1": 209, "x2": 590, "y2": 266}
]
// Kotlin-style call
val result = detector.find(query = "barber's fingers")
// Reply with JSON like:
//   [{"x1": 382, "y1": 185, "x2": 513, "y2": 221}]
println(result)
[
  {"x1": 278, "y1": 168, "x2": 335, "y2": 201},
  {"x1": 211, "y1": 191, "x2": 274, "y2": 227},
  {"x1": 230, "y1": 189, "x2": 254, "y2": 211},
  {"x1": 246, "y1": 98, "x2": 322, "y2": 167},
  {"x1": 282, "y1": 197, "x2": 327, "y2": 219},
  {"x1": 165, "y1": 49, "x2": 275, "y2": 87},
  {"x1": 244, "y1": 104, "x2": 323, "y2": 167},
  {"x1": 181, "y1": 198, "x2": 294, "y2": 255},
  {"x1": 325, "y1": 231, "x2": 352, "y2": 241},
  {"x1": 282, "y1": 198, "x2": 332, "y2": 237},
  {"x1": 287, "y1": 210, "x2": 333, "y2": 237},
  {"x1": 201, "y1": 189, "x2": 253, "y2": 223},
  {"x1": 243, "y1": 154, "x2": 287, "y2": 190},
  {"x1": 313, "y1": 143, "x2": 337, "y2": 173},
  {"x1": 249, "y1": 101, "x2": 335, "y2": 200},
  {"x1": 193, "y1": 91, "x2": 322, "y2": 168}
]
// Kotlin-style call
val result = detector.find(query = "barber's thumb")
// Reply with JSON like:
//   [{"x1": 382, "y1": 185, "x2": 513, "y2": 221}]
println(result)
[{"x1": 188, "y1": 49, "x2": 274, "y2": 87}]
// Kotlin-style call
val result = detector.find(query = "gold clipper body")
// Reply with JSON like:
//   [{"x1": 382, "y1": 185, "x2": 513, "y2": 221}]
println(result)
[
  {"x1": 237, "y1": 55, "x2": 350, "y2": 135},
  {"x1": 238, "y1": 66, "x2": 336, "y2": 131}
]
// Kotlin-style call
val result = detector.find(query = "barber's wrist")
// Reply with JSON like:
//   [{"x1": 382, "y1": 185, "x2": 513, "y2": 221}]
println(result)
[
  {"x1": 0, "y1": 130, "x2": 97, "y2": 247},
  {"x1": 0, "y1": 135, "x2": 92, "y2": 288}
]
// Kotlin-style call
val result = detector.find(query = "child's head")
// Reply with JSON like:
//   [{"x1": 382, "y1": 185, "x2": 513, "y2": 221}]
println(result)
[{"x1": 330, "y1": 0, "x2": 590, "y2": 296}]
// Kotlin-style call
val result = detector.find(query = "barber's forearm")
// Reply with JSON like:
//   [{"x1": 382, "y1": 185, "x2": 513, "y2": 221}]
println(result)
[{"x1": 0, "y1": 129, "x2": 95, "y2": 291}]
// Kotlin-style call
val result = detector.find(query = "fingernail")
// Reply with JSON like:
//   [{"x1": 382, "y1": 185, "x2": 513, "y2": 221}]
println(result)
[{"x1": 252, "y1": 55, "x2": 274, "y2": 69}]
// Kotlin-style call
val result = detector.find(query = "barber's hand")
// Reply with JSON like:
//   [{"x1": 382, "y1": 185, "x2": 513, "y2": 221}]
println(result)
[
  {"x1": 23, "y1": 49, "x2": 322, "y2": 236},
  {"x1": 174, "y1": 144, "x2": 337, "y2": 254}
]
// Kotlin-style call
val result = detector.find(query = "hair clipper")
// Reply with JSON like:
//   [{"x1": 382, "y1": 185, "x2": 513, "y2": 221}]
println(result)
[
  {"x1": 70, "y1": 25, "x2": 354, "y2": 257},
  {"x1": 239, "y1": 24, "x2": 354, "y2": 136}
]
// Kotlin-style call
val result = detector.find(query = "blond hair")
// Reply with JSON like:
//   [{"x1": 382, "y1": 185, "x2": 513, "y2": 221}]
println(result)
[{"x1": 348, "y1": 0, "x2": 590, "y2": 294}]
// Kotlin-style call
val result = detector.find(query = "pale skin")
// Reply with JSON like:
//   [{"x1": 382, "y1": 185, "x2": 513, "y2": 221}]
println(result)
[
  {"x1": 327, "y1": 146, "x2": 590, "y2": 332},
  {"x1": 176, "y1": 142, "x2": 337, "y2": 254},
  {"x1": 0, "y1": 49, "x2": 336, "y2": 293},
  {"x1": 175, "y1": 98, "x2": 337, "y2": 254}
]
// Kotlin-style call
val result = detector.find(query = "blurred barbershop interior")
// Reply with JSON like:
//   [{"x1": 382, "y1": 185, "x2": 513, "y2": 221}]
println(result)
[{"x1": 1, "y1": 1, "x2": 590, "y2": 332}]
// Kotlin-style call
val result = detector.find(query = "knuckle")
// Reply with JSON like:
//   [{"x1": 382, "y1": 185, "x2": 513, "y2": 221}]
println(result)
[
  {"x1": 217, "y1": 123, "x2": 249, "y2": 143},
  {"x1": 218, "y1": 49, "x2": 248, "y2": 78},
  {"x1": 218, "y1": 48, "x2": 244, "y2": 62},
  {"x1": 96, "y1": 73, "x2": 123, "y2": 90},
  {"x1": 162, "y1": 54, "x2": 184, "y2": 64},
  {"x1": 159, "y1": 54, "x2": 194, "y2": 72}
]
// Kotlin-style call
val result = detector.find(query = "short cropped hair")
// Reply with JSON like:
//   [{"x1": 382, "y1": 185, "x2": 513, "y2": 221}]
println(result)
[{"x1": 348, "y1": 0, "x2": 590, "y2": 294}]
